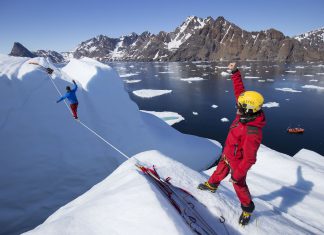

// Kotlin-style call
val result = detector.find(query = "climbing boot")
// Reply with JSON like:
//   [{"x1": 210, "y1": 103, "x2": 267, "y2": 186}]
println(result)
[
  {"x1": 197, "y1": 182, "x2": 218, "y2": 193},
  {"x1": 239, "y1": 201, "x2": 255, "y2": 226},
  {"x1": 239, "y1": 211, "x2": 252, "y2": 226}
]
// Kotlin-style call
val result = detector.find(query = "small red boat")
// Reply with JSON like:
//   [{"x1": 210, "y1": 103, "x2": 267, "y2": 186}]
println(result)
[{"x1": 287, "y1": 127, "x2": 304, "y2": 134}]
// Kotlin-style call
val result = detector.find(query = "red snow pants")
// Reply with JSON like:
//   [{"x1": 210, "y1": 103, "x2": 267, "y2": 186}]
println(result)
[
  {"x1": 70, "y1": 103, "x2": 78, "y2": 119},
  {"x1": 208, "y1": 156, "x2": 252, "y2": 207}
]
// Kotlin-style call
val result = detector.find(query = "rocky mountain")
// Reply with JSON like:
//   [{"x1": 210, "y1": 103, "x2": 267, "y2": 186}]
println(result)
[
  {"x1": 70, "y1": 16, "x2": 324, "y2": 62},
  {"x1": 8, "y1": 42, "x2": 65, "y2": 63},
  {"x1": 294, "y1": 27, "x2": 324, "y2": 61},
  {"x1": 34, "y1": 50, "x2": 65, "y2": 63},
  {"x1": 9, "y1": 17, "x2": 324, "y2": 62},
  {"x1": 9, "y1": 42, "x2": 36, "y2": 58}
]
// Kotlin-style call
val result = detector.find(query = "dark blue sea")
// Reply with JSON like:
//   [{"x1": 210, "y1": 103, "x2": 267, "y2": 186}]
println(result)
[{"x1": 111, "y1": 61, "x2": 324, "y2": 156}]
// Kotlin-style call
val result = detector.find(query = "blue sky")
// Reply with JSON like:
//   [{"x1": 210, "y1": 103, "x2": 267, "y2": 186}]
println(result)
[{"x1": 1, "y1": 0, "x2": 323, "y2": 53}]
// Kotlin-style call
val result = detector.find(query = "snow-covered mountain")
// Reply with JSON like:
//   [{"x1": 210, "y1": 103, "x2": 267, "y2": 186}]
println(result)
[
  {"x1": 69, "y1": 16, "x2": 324, "y2": 62},
  {"x1": 34, "y1": 50, "x2": 65, "y2": 63},
  {"x1": 295, "y1": 27, "x2": 324, "y2": 46},
  {"x1": 9, "y1": 16, "x2": 324, "y2": 63},
  {"x1": 294, "y1": 27, "x2": 324, "y2": 61},
  {"x1": 167, "y1": 16, "x2": 209, "y2": 51}
]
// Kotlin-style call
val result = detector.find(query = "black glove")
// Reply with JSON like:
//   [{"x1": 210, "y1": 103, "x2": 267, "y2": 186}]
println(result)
[{"x1": 46, "y1": 68, "x2": 54, "y2": 75}]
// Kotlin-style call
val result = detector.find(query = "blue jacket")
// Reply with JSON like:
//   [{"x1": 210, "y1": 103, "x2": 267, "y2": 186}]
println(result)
[{"x1": 57, "y1": 83, "x2": 78, "y2": 104}]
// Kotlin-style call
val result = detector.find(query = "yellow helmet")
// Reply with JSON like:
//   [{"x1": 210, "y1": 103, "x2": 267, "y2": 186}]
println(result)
[{"x1": 238, "y1": 91, "x2": 264, "y2": 114}]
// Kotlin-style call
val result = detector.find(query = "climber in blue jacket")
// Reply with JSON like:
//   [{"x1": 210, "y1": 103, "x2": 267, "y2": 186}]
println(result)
[{"x1": 56, "y1": 80, "x2": 79, "y2": 119}]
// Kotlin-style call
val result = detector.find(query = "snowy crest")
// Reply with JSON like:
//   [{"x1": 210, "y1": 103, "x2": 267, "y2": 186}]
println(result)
[
  {"x1": 62, "y1": 57, "x2": 115, "y2": 91},
  {"x1": 167, "y1": 16, "x2": 207, "y2": 51}
]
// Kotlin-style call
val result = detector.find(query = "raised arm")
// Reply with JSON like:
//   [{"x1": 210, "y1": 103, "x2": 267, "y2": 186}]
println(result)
[
  {"x1": 228, "y1": 63, "x2": 245, "y2": 101},
  {"x1": 71, "y1": 80, "x2": 78, "y2": 92}
]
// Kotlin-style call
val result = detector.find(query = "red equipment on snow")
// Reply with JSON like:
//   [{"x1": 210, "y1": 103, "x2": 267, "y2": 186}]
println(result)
[{"x1": 136, "y1": 163, "x2": 229, "y2": 235}]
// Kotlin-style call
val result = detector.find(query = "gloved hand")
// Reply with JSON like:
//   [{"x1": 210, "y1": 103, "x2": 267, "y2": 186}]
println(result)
[
  {"x1": 46, "y1": 68, "x2": 54, "y2": 75},
  {"x1": 72, "y1": 80, "x2": 76, "y2": 84}
]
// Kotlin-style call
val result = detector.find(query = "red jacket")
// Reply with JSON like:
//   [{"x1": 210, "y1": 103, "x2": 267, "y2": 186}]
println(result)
[{"x1": 223, "y1": 70, "x2": 266, "y2": 182}]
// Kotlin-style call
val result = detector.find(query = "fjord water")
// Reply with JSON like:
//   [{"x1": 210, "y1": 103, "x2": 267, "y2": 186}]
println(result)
[{"x1": 113, "y1": 61, "x2": 324, "y2": 156}]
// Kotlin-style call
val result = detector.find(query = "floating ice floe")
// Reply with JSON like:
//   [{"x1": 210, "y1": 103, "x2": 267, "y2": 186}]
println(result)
[
  {"x1": 159, "y1": 71, "x2": 174, "y2": 74},
  {"x1": 192, "y1": 112, "x2": 198, "y2": 115},
  {"x1": 221, "y1": 118, "x2": 229, "y2": 122},
  {"x1": 304, "y1": 74, "x2": 314, "y2": 77},
  {"x1": 202, "y1": 73, "x2": 209, "y2": 76},
  {"x1": 119, "y1": 73, "x2": 139, "y2": 78},
  {"x1": 124, "y1": 79, "x2": 142, "y2": 84},
  {"x1": 285, "y1": 70, "x2": 297, "y2": 73},
  {"x1": 263, "y1": 102, "x2": 280, "y2": 108},
  {"x1": 129, "y1": 65, "x2": 135, "y2": 68},
  {"x1": 266, "y1": 79, "x2": 275, "y2": 82},
  {"x1": 196, "y1": 65, "x2": 211, "y2": 68},
  {"x1": 316, "y1": 73, "x2": 324, "y2": 75},
  {"x1": 302, "y1": 85, "x2": 324, "y2": 90},
  {"x1": 140, "y1": 110, "x2": 184, "y2": 126},
  {"x1": 238, "y1": 66, "x2": 251, "y2": 70},
  {"x1": 275, "y1": 88, "x2": 302, "y2": 93},
  {"x1": 295, "y1": 66, "x2": 305, "y2": 69},
  {"x1": 133, "y1": 89, "x2": 172, "y2": 98},
  {"x1": 245, "y1": 76, "x2": 261, "y2": 79},
  {"x1": 180, "y1": 77, "x2": 205, "y2": 82},
  {"x1": 211, "y1": 104, "x2": 218, "y2": 108},
  {"x1": 215, "y1": 66, "x2": 228, "y2": 69},
  {"x1": 309, "y1": 79, "x2": 318, "y2": 82},
  {"x1": 258, "y1": 79, "x2": 266, "y2": 82}
]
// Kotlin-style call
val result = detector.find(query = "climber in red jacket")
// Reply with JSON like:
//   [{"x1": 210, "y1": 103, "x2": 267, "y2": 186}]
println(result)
[{"x1": 198, "y1": 62, "x2": 266, "y2": 226}]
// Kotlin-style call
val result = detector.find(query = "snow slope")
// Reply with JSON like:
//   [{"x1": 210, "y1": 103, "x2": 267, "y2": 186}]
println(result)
[
  {"x1": 25, "y1": 147, "x2": 324, "y2": 235},
  {"x1": 0, "y1": 55, "x2": 220, "y2": 233}
]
